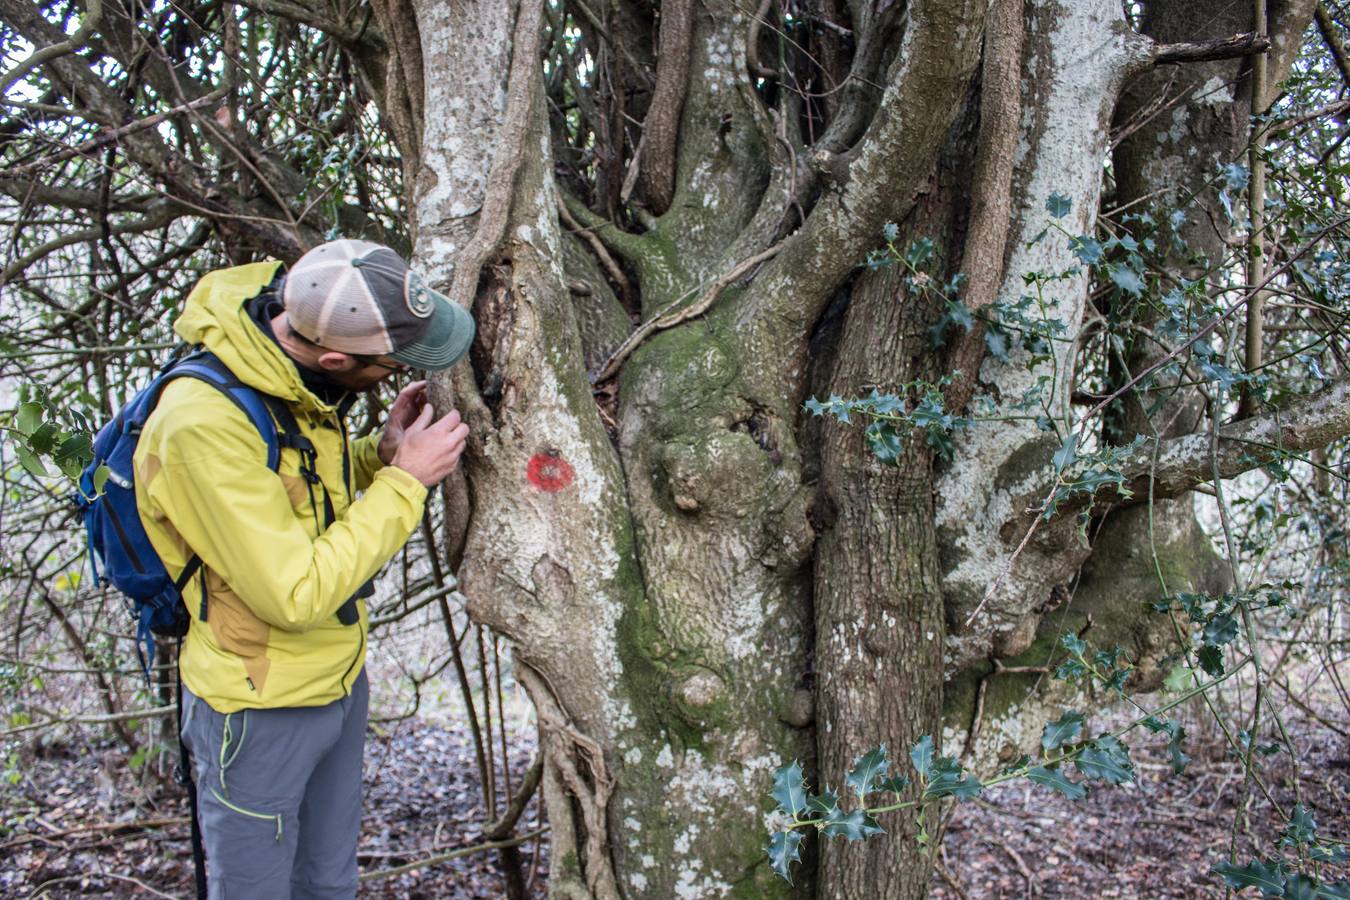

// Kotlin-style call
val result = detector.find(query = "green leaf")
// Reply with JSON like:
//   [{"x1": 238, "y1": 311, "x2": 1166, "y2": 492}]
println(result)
[
  {"x1": 865, "y1": 422, "x2": 904, "y2": 466},
  {"x1": 1075, "y1": 736, "x2": 1134, "y2": 785},
  {"x1": 1052, "y1": 434, "x2": 1079, "y2": 474},
  {"x1": 1197, "y1": 644, "x2": 1225, "y2": 677},
  {"x1": 1027, "y1": 765, "x2": 1087, "y2": 800},
  {"x1": 1109, "y1": 265, "x2": 1146, "y2": 297},
  {"x1": 1203, "y1": 614, "x2": 1239, "y2": 646},
  {"x1": 1046, "y1": 193, "x2": 1072, "y2": 218},
  {"x1": 27, "y1": 421, "x2": 57, "y2": 454},
  {"x1": 1041, "y1": 710, "x2": 1085, "y2": 752},
  {"x1": 878, "y1": 775, "x2": 910, "y2": 795},
  {"x1": 1281, "y1": 804, "x2": 1318, "y2": 848},
  {"x1": 1211, "y1": 859, "x2": 1285, "y2": 896},
  {"x1": 767, "y1": 830, "x2": 804, "y2": 884},
  {"x1": 92, "y1": 464, "x2": 110, "y2": 495},
  {"x1": 1283, "y1": 874, "x2": 1319, "y2": 900},
  {"x1": 806, "y1": 788, "x2": 839, "y2": 818},
  {"x1": 822, "y1": 808, "x2": 885, "y2": 841},
  {"x1": 771, "y1": 760, "x2": 808, "y2": 817},
  {"x1": 1143, "y1": 716, "x2": 1190, "y2": 774},
  {"x1": 15, "y1": 401, "x2": 43, "y2": 435},
  {"x1": 1163, "y1": 664, "x2": 1190, "y2": 693},
  {"x1": 909, "y1": 735, "x2": 934, "y2": 780},
  {"x1": 925, "y1": 757, "x2": 983, "y2": 802},
  {"x1": 845, "y1": 746, "x2": 889, "y2": 799},
  {"x1": 14, "y1": 444, "x2": 48, "y2": 478}
]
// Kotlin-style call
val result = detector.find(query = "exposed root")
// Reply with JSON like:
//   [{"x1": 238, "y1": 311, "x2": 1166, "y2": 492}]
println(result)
[{"x1": 516, "y1": 664, "x2": 620, "y2": 900}]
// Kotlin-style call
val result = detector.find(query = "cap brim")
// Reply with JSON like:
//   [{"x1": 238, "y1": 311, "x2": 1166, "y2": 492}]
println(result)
[{"x1": 388, "y1": 289, "x2": 476, "y2": 371}]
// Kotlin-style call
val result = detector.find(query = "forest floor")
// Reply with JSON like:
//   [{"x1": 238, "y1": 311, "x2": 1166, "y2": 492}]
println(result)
[{"x1": 1, "y1": 688, "x2": 1347, "y2": 898}]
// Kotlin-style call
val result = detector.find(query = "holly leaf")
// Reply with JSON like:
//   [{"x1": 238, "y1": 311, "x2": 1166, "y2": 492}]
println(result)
[
  {"x1": 1283, "y1": 874, "x2": 1319, "y2": 900},
  {"x1": 984, "y1": 327, "x2": 1009, "y2": 361},
  {"x1": 865, "y1": 423, "x2": 904, "y2": 467},
  {"x1": 1041, "y1": 709, "x2": 1085, "y2": 752},
  {"x1": 767, "y1": 830, "x2": 804, "y2": 884},
  {"x1": 1075, "y1": 736, "x2": 1134, "y2": 785},
  {"x1": 1281, "y1": 804, "x2": 1318, "y2": 848},
  {"x1": 925, "y1": 757, "x2": 983, "y2": 802},
  {"x1": 1109, "y1": 265, "x2": 1146, "y2": 297},
  {"x1": 771, "y1": 760, "x2": 808, "y2": 817},
  {"x1": 822, "y1": 808, "x2": 885, "y2": 842},
  {"x1": 14, "y1": 444, "x2": 48, "y2": 478},
  {"x1": 1197, "y1": 644, "x2": 1225, "y2": 677},
  {"x1": 846, "y1": 746, "x2": 889, "y2": 799},
  {"x1": 1052, "y1": 433, "x2": 1079, "y2": 474},
  {"x1": 15, "y1": 401, "x2": 43, "y2": 435},
  {"x1": 878, "y1": 775, "x2": 910, "y2": 795},
  {"x1": 1211, "y1": 859, "x2": 1285, "y2": 896},
  {"x1": 1027, "y1": 765, "x2": 1087, "y2": 800},
  {"x1": 1046, "y1": 193, "x2": 1072, "y2": 218},
  {"x1": 1143, "y1": 716, "x2": 1190, "y2": 774},
  {"x1": 1203, "y1": 613, "x2": 1239, "y2": 646},
  {"x1": 909, "y1": 735, "x2": 934, "y2": 780},
  {"x1": 806, "y1": 788, "x2": 839, "y2": 818}
]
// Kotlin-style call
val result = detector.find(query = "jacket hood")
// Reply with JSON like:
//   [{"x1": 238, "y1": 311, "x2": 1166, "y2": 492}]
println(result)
[{"x1": 174, "y1": 261, "x2": 334, "y2": 414}]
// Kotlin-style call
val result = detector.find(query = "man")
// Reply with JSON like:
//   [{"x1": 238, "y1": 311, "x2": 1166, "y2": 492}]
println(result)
[{"x1": 134, "y1": 239, "x2": 473, "y2": 898}]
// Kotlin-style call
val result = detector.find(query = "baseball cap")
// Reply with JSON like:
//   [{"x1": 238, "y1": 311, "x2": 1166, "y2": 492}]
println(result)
[{"x1": 281, "y1": 239, "x2": 475, "y2": 370}]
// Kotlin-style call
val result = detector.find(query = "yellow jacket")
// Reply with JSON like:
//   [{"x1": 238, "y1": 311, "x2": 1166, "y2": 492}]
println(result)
[{"x1": 134, "y1": 261, "x2": 427, "y2": 712}]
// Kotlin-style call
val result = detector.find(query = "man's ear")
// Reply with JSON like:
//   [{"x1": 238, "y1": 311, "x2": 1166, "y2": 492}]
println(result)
[{"x1": 316, "y1": 351, "x2": 359, "y2": 372}]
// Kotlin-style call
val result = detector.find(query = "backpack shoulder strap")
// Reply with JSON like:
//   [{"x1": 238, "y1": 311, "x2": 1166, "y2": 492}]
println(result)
[{"x1": 162, "y1": 351, "x2": 283, "y2": 472}]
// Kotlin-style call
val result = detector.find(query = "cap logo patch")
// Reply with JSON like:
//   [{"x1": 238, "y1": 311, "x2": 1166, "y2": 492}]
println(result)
[{"x1": 406, "y1": 271, "x2": 434, "y2": 318}]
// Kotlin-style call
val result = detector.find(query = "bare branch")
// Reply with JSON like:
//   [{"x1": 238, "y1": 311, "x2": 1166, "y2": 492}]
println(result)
[
  {"x1": 1152, "y1": 31, "x2": 1271, "y2": 65},
  {"x1": 0, "y1": 0, "x2": 102, "y2": 95}
]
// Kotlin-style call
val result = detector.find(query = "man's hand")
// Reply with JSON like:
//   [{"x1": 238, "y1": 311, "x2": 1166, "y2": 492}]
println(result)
[
  {"x1": 390, "y1": 404, "x2": 470, "y2": 487},
  {"x1": 378, "y1": 381, "x2": 428, "y2": 465}
]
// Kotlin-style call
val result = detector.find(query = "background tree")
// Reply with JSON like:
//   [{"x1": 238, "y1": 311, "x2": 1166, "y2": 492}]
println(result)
[{"x1": 2, "y1": 0, "x2": 1349, "y2": 897}]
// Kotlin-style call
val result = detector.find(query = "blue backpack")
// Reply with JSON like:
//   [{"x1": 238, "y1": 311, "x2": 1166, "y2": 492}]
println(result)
[{"x1": 77, "y1": 349, "x2": 291, "y2": 674}]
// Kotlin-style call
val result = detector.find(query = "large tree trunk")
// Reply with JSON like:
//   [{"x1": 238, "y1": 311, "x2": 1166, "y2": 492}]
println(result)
[{"x1": 393, "y1": 0, "x2": 1308, "y2": 895}]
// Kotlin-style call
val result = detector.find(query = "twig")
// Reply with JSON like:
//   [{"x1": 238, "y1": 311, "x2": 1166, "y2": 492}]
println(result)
[
  {"x1": 0, "y1": 816, "x2": 189, "y2": 849},
  {"x1": 593, "y1": 241, "x2": 784, "y2": 382},
  {"x1": 357, "y1": 828, "x2": 548, "y2": 881},
  {"x1": 0, "y1": 704, "x2": 173, "y2": 739}
]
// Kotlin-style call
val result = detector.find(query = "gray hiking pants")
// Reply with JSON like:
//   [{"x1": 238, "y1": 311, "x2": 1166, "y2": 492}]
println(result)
[{"x1": 181, "y1": 670, "x2": 368, "y2": 899}]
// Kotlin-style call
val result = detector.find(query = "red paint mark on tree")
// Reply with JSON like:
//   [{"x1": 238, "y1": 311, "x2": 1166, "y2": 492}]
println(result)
[{"x1": 527, "y1": 451, "x2": 575, "y2": 492}]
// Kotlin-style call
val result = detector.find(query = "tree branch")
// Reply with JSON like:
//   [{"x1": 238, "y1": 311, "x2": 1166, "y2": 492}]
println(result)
[
  {"x1": 1009, "y1": 379, "x2": 1350, "y2": 535},
  {"x1": 945, "y1": 0, "x2": 1023, "y2": 414},
  {"x1": 1152, "y1": 31, "x2": 1270, "y2": 65}
]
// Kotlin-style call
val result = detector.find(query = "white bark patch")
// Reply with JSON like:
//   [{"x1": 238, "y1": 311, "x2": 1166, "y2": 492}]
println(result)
[{"x1": 935, "y1": 0, "x2": 1148, "y2": 669}]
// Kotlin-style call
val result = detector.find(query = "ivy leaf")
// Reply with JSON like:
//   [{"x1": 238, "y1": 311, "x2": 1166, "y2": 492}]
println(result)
[
  {"x1": 1027, "y1": 765, "x2": 1087, "y2": 800},
  {"x1": 1075, "y1": 736, "x2": 1134, "y2": 785},
  {"x1": 909, "y1": 735, "x2": 935, "y2": 781},
  {"x1": 767, "y1": 830, "x2": 804, "y2": 884},
  {"x1": 1211, "y1": 859, "x2": 1285, "y2": 896},
  {"x1": 845, "y1": 746, "x2": 890, "y2": 799},
  {"x1": 806, "y1": 788, "x2": 839, "y2": 818},
  {"x1": 1281, "y1": 804, "x2": 1318, "y2": 848},
  {"x1": 771, "y1": 760, "x2": 808, "y2": 817},
  {"x1": 1046, "y1": 193, "x2": 1072, "y2": 218},
  {"x1": 1052, "y1": 434, "x2": 1079, "y2": 474},
  {"x1": 1041, "y1": 709, "x2": 1085, "y2": 752}
]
